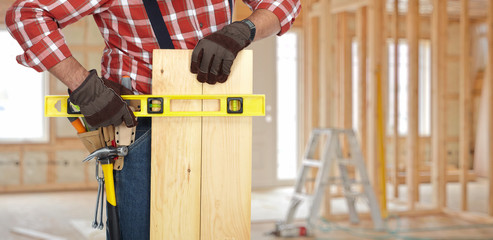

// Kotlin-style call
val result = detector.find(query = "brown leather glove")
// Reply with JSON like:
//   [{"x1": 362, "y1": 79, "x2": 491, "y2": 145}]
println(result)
[
  {"x1": 190, "y1": 21, "x2": 252, "y2": 84},
  {"x1": 69, "y1": 70, "x2": 137, "y2": 128}
]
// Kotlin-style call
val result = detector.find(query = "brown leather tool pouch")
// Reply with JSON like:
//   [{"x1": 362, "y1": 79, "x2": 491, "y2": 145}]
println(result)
[
  {"x1": 77, "y1": 129, "x2": 105, "y2": 153},
  {"x1": 77, "y1": 124, "x2": 133, "y2": 171},
  {"x1": 113, "y1": 123, "x2": 137, "y2": 171}
]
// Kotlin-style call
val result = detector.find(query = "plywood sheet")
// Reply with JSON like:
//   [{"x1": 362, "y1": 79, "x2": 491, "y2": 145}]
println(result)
[
  {"x1": 151, "y1": 50, "x2": 252, "y2": 240},
  {"x1": 151, "y1": 50, "x2": 202, "y2": 240},
  {"x1": 201, "y1": 51, "x2": 252, "y2": 240}
]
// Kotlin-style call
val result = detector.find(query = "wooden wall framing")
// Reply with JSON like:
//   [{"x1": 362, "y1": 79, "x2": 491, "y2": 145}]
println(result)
[
  {"x1": 302, "y1": 0, "x2": 493, "y2": 222},
  {"x1": 0, "y1": 17, "x2": 105, "y2": 193}
]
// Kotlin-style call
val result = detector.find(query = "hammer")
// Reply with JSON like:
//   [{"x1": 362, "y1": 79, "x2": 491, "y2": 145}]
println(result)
[{"x1": 84, "y1": 146, "x2": 128, "y2": 240}]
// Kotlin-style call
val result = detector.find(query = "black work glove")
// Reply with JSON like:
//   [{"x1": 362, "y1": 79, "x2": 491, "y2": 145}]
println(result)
[
  {"x1": 190, "y1": 21, "x2": 252, "y2": 84},
  {"x1": 69, "y1": 69, "x2": 137, "y2": 128}
]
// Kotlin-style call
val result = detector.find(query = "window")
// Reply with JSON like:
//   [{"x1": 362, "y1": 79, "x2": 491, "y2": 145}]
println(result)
[
  {"x1": 276, "y1": 31, "x2": 299, "y2": 180},
  {"x1": 352, "y1": 41, "x2": 359, "y2": 132},
  {"x1": 0, "y1": 29, "x2": 48, "y2": 143}
]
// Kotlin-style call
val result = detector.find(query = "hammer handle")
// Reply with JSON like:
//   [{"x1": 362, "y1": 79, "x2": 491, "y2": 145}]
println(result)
[{"x1": 102, "y1": 163, "x2": 121, "y2": 240}]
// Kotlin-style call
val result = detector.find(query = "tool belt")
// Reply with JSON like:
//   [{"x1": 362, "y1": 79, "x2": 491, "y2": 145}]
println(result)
[{"x1": 78, "y1": 123, "x2": 136, "y2": 171}]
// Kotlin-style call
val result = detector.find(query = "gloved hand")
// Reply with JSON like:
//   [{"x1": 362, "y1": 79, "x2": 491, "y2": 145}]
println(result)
[
  {"x1": 69, "y1": 70, "x2": 137, "y2": 128},
  {"x1": 190, "y1": 21, "x2": 252, "y2": 84}
]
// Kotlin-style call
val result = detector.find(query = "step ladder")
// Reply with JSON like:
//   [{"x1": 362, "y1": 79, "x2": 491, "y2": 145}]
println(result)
[{"x1": 280, "y1": 128, "x2": 384, "y2": 235}]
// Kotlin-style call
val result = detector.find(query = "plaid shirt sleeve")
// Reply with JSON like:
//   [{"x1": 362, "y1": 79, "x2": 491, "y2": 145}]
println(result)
[
  {"x1": 5, "y1": 0, "x2": 110, "y2": 72},
  {"x1": 242, "y1": 0, "x2": 301, "y2": 35}
]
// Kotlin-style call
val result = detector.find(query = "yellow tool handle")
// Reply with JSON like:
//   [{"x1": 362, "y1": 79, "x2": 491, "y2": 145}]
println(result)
[{"x1": 102, "y1": 164, "x2": 117, "y2": 206}]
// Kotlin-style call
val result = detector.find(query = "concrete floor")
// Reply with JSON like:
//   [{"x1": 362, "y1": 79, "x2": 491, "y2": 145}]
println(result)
[{"x1": 1, "y1": 183, "x2": 493, "y2": 240}]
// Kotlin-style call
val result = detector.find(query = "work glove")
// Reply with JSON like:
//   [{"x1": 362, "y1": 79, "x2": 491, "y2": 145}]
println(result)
[
  {"x1": 190, "y1": 21, "x2": 252, "y2": 84},
  {"x1": 69, "y1": 70, "x2": 137, "y2": 128}
]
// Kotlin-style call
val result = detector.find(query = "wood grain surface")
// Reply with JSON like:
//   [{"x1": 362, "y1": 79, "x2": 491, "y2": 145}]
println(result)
[{"x1": 151, "y1": 50, "x2": 252, "y2": 240}]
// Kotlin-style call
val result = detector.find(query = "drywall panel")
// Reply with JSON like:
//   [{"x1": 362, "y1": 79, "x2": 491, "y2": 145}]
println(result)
[
  {"x1": 447, "y1": 60, "x2": 460, "y2": 94},
  {"x1": 448, "y1": 22, "x2": 461, "y2": 56},
  {"x1": 446, "y1": 99, "x2": 460, "y2": 137},
  {"x1": 0, "y1": 152, "x2": 20, "y2": 185},
  {"x1": 56, "y1": 118, "x2": 79, "y2": 138},
  {"x1": 55, "y1": 150, "x2": 86, "y2": 183},
  {"x1": 23, "y1": 151, "x2": 48, "y2": 185}
]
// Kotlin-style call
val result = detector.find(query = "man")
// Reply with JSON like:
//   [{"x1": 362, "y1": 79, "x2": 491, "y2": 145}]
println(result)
[{"x1": 6, "y1": 0, "x2": 300, "y2": 238}]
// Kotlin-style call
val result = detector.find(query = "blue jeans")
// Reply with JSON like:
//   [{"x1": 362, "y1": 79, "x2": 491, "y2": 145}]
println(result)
[{"x1": 112, "y1": 117, "x2": 152, "y2": 240}]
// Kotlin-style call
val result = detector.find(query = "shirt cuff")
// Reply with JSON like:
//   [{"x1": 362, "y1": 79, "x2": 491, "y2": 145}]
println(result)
[
  {"x1": 256, "y1": 1, "x2": 301, "y2": 36},
  {"x1": 16, "y1": 29, "x2": 72, "y2": 72}
]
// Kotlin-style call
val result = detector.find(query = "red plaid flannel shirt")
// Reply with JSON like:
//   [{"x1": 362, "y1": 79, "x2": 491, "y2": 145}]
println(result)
[{"x1": 6, "y1": 0, "x2": 301, "y2": 94}]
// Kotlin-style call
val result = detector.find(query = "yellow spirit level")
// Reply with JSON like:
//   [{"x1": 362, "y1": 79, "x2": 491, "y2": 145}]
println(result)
[{"x1": 45, "y1": 94, "x2": 265, "y2": 117}]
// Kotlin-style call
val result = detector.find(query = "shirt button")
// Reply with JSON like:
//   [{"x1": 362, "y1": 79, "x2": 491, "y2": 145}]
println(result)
[{"x1": 199, "y1": 23, "x2": 203, "y2": 28}]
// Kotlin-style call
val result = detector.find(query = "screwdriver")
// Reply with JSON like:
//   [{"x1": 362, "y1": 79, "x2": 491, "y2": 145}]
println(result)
[{"x1": 68, "y1": 117, "x2": 87, "y2": 133}]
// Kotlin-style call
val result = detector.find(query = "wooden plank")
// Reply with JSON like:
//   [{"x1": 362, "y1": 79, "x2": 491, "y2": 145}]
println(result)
[
  {"x1": 356, "y1": 7, "x2": 368, "y2": 160},
  {"x1": 151, "y1": 50, "x2": 252, "y2": 239},
  {"x1": 321, "y1": 1, "x2": 335, "y2": 128},
  {"x1": 321, "y1": 0, "x2": 334, "y2": 220},
  {"x1": 407, "y1": 0, "x2": 420, "y2": 210},
  {"x1": 307, "y1": 16, "x2": 321, "y2": 194},
  {"x1": 368, "y1": 0, "x2": 386, "y2": 214},
  {"x1": 392, "y1": 0, "x2": 400, "y2": 200},
  {"x1": 396, "y1": 170, "x2": 477, "y2": 184},
  {"x1": 200, "y1": 51, "x2": 252, "y2": 240},
  {"x1": 0, "y1": 182, "x2": 97, "y2": 193},
  {"x1": 324, "y1": 208, "x2": 442, "y2": 221},
  {"x1": 443, "y1": 208, "x2": 493, "y2": 224},
  {"x1": 311, "y1": 18, "x2": 321, "y2": 132},
  {"x1": 431, "y1": 0, "x2": 448, "y2": 210},
  {"x1": 11, "y1": 227, "x2": 65, "y2": 240},
  {"x1": 332, "y1": 0, "x2": 369, "y2": 14},
  {"x1": 488, "y1": 0, "x2": 493, "y2": 217},
  {"x1": 459, "y1": 0, "x2": 471, "y2": 212},
  {"x1": 341, "y1": 12, "x2": 352, "y2": 130},
  {"x1": 150, "y1": 50, "x2": 202, "y2": 240},
  {"x1": 319, "y1": 1, "x2": 332, "y2": 129}
]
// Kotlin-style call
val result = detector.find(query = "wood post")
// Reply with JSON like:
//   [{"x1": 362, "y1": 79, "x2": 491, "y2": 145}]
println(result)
[
  {"x1": 368, "y1": 0, "x2": 386, "y2": 213},
  {"x1": 356, "y1": 7, "x2": 368, "y2": 160},
  {"x1": 488, "y1": 0, "x2": 493, "y2": 217},
  {"x1": 431, "y1": 0, "x2": 448, "y2": 210},
  {"x1": 392, "y1": 0, "x2": 399, "y2": 199},
  {"x1": 459, "y1": 0, "x2": 471, "y2": 212},
  {"x1": 407, "y1": 0, "x2": 420, "y2": 210},
  {"x1": 340, "y1": 12, "x2": 352, "y2": 131},
  {"x1": 321, "y1": 0, "x2": 334, "y2": 219}
]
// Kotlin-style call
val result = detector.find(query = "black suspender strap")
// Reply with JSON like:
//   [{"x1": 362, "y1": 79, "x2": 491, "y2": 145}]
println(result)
[
  {"x1": 228, "y1": 0, "x2": 233, "y2": 19},
  {"x1": 143, "y1": 0, "x2": 235, "y2": 49},
  {"x1": 142, "y1": 0, "x2": 175, "y2": 49}
]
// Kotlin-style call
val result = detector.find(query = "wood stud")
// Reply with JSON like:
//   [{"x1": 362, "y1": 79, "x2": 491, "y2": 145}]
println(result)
[
  {"x1": 459, "y1": 0, "x2": 471, "y2": 212},
  {"x1": 368, "y1": 0, "x2": 386, "y2": 209},
  {"x1": 356, "y1": 7, "x2": 368, "y2": 161},
  {"x1": 392, "y1": 0, "x2": 400, "y2": 200},
  {"x1": 488, "y1": 0, "x2": 493, "y2": 217},
  {"x1": 407, "y1": 0, "x2": 420, "y2": 210},
  {"x1": 431, "y1": 0, "x2": 448, "y2": 210},
  {"x1": 302, "y1": 0, "x2": 493, "y2": 223}
]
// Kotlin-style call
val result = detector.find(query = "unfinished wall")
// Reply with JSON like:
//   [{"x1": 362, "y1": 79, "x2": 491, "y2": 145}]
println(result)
[
  {"x1": 301, "y1": 0, "x2": 491, "y2": 220},
  {"x1": 0, "y1": 1, "x2": 105, "y2": 191}
]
